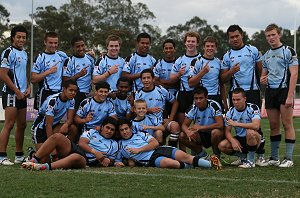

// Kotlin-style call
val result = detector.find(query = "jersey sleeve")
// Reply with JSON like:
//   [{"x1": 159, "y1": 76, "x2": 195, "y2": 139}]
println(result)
[
  {"x1": 62, "y1": 57, "x2": 73, "y2": 77},
  {"x1": 1, "y1": 48, "x2": 13, "y2": 69},
  {"x1": 122, "y1": 55, "x2": 133, "y2": 73},
  {"x1": 221, "y1": 53, "x2": 231, "y2": 70},
  {"x1": 287, "y1": 46, "x2": 299, "y2": 67},
  {"x1": 45, "y1": 98, "x2": 57, "y2": 117},
  {"x1": 185, "y1": 105, "x2": 196, "y2": 120},
  {"x1": 153, "y1": 60, "x2": 161, "y2": 77}
]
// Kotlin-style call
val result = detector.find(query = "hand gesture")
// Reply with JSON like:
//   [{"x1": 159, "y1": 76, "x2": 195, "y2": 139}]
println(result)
[
  {"x1": 201, "y1": 61, "x2": 210, "y2": 74},
  {"x1": 78, "y1": 66, "x2": 89, "y2": 77},
  {"x1": 260, "y1": 75, "x2": 268, "y2": 85},
  {"x1": 231, "y1": 62, "x2": 240, "y2": 73},
  {"x1": 108, "y1": 64, "x2": 120, "y2": 75}
]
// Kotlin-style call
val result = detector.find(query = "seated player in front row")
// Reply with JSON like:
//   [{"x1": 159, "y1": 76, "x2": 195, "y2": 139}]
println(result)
[
  {"x1": 21, "y1": 117, "x2": 119, "y2": 171},
  {"x1": 115, "y1": 118, "x2": 221, "y2": 170}
]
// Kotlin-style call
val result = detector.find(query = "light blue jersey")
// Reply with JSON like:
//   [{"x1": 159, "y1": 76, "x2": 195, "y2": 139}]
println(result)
[
  {"x1": 93, "y1": 55, "x2": 125, "y2": 91},
  {"x1": 1, "y1": 46, "x2": 28, "y2": 94},
  {"x1": 117, "y1": 132, "x2": 155, "y2": 165},
  {"x1": 153, "y1": 58, "x2": 178, "y2": 95},
  {"x1": 123, "y1": 52, "x2": 156, "y2": 91},
  {"x1": 80, "y1": 129, "x2": 118, "y2": 163},
  {"x1": 262, "y1": 45, "x2": 298, "y2": 88},
  {"x1": 32, "y1": 93, "x2": 75, "y2": 129},
  {"x1": 171, "y1": 53, "x2": 201, "y2": 91},
  {"x1": 222, "y1": 45, "x2": 261, "y2": 91},
  {"x1": 32, "y1": 51, "x2": 68, "y2": 91},
  {"x1": 225, "y1": 103, "x2": 260, "y2": 137},
  {"x1": 186, "y1": 99, "x2": 222, "y2": 126},
  {"x1": 132, "y1": 115, "x2": 161, "y2": 135},
  {"x1": 135, "y1": 85, "x2": 175, "y2": 123},
  {"x1": 191, "y1": 56, "x2": 222, "y2": 95},
  {"x1": 63, "y1": 54, "x2": 94, "y2": 93},
  {"x1": 111, "y1": 96, "x2": 131, "y2": 119},
  {"x1": 76, "y1": 97, "x2": 116, "y2": 129}
]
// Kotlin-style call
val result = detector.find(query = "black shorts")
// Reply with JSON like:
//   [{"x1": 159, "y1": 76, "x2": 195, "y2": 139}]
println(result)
[
  {"x1": 208, "y1": 94, "x2": 224, "y2": 113},
  {"x1": 177, "y1": 91, "x2": 194, "y2": 113},
  {"x1": 265, "y1": 88, "x2": 289, "y2": 110},
  {"x1": 2, "y1": 92, "x2": 27, "y2": 110},
  {"x1": 70, "y1": 142, "x2": 87, "y2": 163},
  {"x1": 198, "y1": 131, "x2": 212, "y2": 148},
  {"x1": 34, "y1": 89, "x2": 60, "y2": 110},
  {"x1": 74, "y1": 92, "x2": 88, "y2": 109},
  {"x1": 228, "y1": 89, "x2": 261, "y2": 108},
  {"x1": 148, "y1": 146, "x2": 176, "y2": 167},
  {"x1": 31, "y1": 122, "x2": 60, "y2": 144},
  {"x1": 234, "y1": 136, "x2": 247, "y2": 154}
]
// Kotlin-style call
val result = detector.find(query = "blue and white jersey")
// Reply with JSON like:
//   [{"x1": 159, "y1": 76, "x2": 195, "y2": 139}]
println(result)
[
  {"x1": 76, "y1": 97, "x2": 116, "y2": 129},
  {"x1": 111, "y1": 96, "x2": 131, "y2": 119},
  {"x1": 93, "y1": 55, "x2": 125, "y2": 91},
  {"x1": 1, "y1": 46, "x2": 28, "y2": 94},
  {"x1": 80, "y1": 129, "x2": 118, "y2": 163},
  {"x1": 153, "y1": 58, "x2": 178, "y2": 95},
  {"x1": 132, "y1": 115, "x2": 161, "y2": 135},
  {"x1": 190, "y1": 56, "x2": 222, "y2": 95},
  {"x1": 222, "y1": 45, "x2": 261, "y2": 91},
  {"x1": 225, "y1": 103, "x2": 261, "y2": 137},
  {"x1": 186, "y1": 99, "x2": 222, "y2": 126},
  {"x1": 122, "y1": 52, "x2": 156, "y2": 91},
  {"x1": 32, "y1": 93, "x2": 75, "y2": 129},
  {"x1": 135, "y1": 85, "x2": 175, "y2": 123},
  {"x1": 32, "y1": 51, "x2": 68, "y2": 91},
  {"x1": 171, "y1": 53, "x2": 201, "y2": 91},
  {"x1": 262, "y1": 45, "x2": 298, "y2": 89},
  {"x1": 63, "y1": 54, "x2": 94, "y2": 93},
  {"x1": 117, "y1": 132, "x2": 155, "y2": 165}
]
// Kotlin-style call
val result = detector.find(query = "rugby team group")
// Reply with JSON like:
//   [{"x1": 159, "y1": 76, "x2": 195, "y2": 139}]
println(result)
[{"x1": 0, "y1": 22, "x2": 298, "y2": 171}]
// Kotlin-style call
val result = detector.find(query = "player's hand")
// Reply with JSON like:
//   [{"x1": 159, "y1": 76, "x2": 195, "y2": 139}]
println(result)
[
  {"x1": 23, "y1": 86, "x2": 31, "y2": 98},
  {"x1": 201, "y1": 61, "x2": 210, "y2": 74},
  {"x1": 260, "y1": 75, "x2": 268, "y2": 85},
  {"x1": 179, "y1": 66, "x2": 186, "y2": 76},
  {"x1": 101, "y1": 158, "x2": 111, "y2": 167},
  {"x1": 114, "y1": 162, "x2": 125, "y2": 167},
  {"x1": 139, "y1": 124, "x2": 148, "y2": 130},
  {"x1": 47, "y1": 61, "x2": 59, "y2": 75},
  {"x1": 87, "y1": 50, "x2": 95, "y2": 58},
  {"x1": 15, "y1": 90, "x2": 25, "y2": 100},
  {"x1": 94, "y1": 125, "x2": 101, "y2": 131},
  {"x1": 94, "y1": 151, "x2": 105, "y2": 161},
  {"x1": 108, "y1": 64, "x2": 120, "y2": 75},
  {"x1": 185, "y1": 129, "x2": 197, "y2": 142},
  {"x1": 231, "y1": 62, "x2": 240, "y2": 73},
  {"x1": 59, "y1": 123, "x2": 69, "y2": 134},
  {"x1": 285, "y1": 96, "x2": 294, "y2": 108},
  {"x1": 78, "y1": 66, "x2": 89, "y2": 77},
  {"x1": 231, "y1": 139, "x2": 242, "y2": 153},
  {"x1": 190, "y1": 124, "x2": 203, "y2": 131},
  {"x1": 226, "y1": 119, "x2": 238, "y2": 127},
  {"x1": 85, "y1": 112, "x2": 94, "y2": 123},
  {"x1": 127, "y1": 147, "x2": 140, "y2": 154}
]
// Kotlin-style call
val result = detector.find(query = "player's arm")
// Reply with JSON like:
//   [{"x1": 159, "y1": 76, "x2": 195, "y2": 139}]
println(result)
[
  {"x1": 78, "y1": 137, "x2": 105, "y2": 162},
  {"x1": 45, "y1": 115, "x2": 55, "y2": 138},
  {"x1": 142, "y1": 124, "x2": 165, "y2": 132},
  {"x1": 0, "y1": 67, "x2": 24, "y2": 99},
  {"x1": 286, "y1": 65, "x2": 298, "y2": 106},
  {"x1": 121, "y1": 71, "x2": 140, "y2": 81},
  {"x1": 256, "y1": 60, "x2": 263, "y2": 77},
  {"x1": 220, "y1": 83, "x2": 228, "y2": 111},
  {"x1": 220, "y1": 62, "x2": 240, "y2": 83},
  {"x1": 31, "y1": 61, "x2": 59, "y2": 83},
  {"x1": 226, "y1": 118, "x2": 260, "y2": 131},
  {"x1": 224, "y1": 125, "x2": 242, "y2": 152},
  {"x1": 128, "y1": 137, "x2": 159, "y2": 154},
  {"x1": 59, "y1": 109, "x2": 75, "y2": 134},
  {"x1": 188, "y1": 61, "x2": 210, "y2": 87},
  {"x1": 74, "y1": 113, "x2": 92, "y2": 125},
  {"x1": 169, "y1": 99, "x2": 179, "y2": 121},
  {"x1": 191, "y1": 116, "x2": 224, "y2": 131}
]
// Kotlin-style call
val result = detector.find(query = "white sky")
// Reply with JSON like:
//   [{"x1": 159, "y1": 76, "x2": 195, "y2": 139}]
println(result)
[{"x1": 2, "y1": 0, "x2": 300, "y2": 36}]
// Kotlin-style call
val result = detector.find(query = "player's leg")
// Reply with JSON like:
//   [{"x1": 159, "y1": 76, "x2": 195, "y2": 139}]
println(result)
[
  {"x1": 14, "y1": 107, "x2": 27, "y2": 163},
  {"x1": 50, "y1": 153, "x2": 86, "y2": 170},
  {"x1": 164, "y1": 120, "x2": 180, "y2": 147},
  {"x1": 153, "y1": 130, "x2": 164, "y2": 145},
  {"x1": 210, "y1": 129, "x2": 224, "y2": 157},
  {"x1": 178, "y1": 131, "x2": 204, "y2": 154}
]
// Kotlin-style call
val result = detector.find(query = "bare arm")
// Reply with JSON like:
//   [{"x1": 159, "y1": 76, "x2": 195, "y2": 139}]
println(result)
[
  {"x1": 286, "y1": 66, "x2": 298, "y2": 107},
  {"x1": 226, "y1": 118, "x2": 260, "y2": 131},
  {"x1": 121, "y1": 71, "x2": 140, "y2": 81},
  {"x1": 45, "y1": 115, "x2": 54, "y2": 138},
  {"x1": 0, "y1": 67, "x2": 24, "y2": 99},
  {"x1": 191, "y1": 116, "x2": 224, "y2": 131},
  {"x1": 127, "y1": 137, "x2": 159, "y2": 154}
]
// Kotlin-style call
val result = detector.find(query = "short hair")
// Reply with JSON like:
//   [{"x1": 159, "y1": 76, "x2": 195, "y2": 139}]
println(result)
[
  {"x1": 101, "y1": 117, "x2": 119, "y2": 131},
  {"x1": 137, "y1": 32, "x2": 151, "y2": 43},
  {"x1": 203, "y1": 36, "x2": 218, "y2": 47},
  {"x1": 133, "y1": 99, "x2": 147, "y2": 108},
  {"x1": 10, "y1": 25, "x2": 28, "y2": 43},
  {"x1": 118, "y1": 118, "x2": 132, "y2": 127},
  {"x1": 141, "y1": 68, "x2": 154, "y2": 78},
  {"x1": 193, "y1": 86, "x2": 208, "y2": 97},
  {"x1": 71, "y1": 36, "x2": 84, "y2": 46},
  {"x1": 184, "y1": 32, "x2": 200, "y2": 44},
  {"x1": 106, "y1": 34, "x2": 122, "y2": 47},
  {"x1": 226, "y1": 25, "x2": 243, "y2": 36},
  {"x1": 62, "y1": 79, "x2": 78, "y2": 88},
  {"x1": 163, "y1": 39, "x2": 176, "y2": 49},
  {"x1": 265, "y1": 23, "x2": 281, "y2": 35},
  {"x1": 116, "y1": 77, "x2": 132, "y2": 88},
  {"x1": 44, "y1": 31, "x2": 58, "y2": 41},
  {"x1": 232, "y1": 87, "x2": 246, "y2": 97},
  {"x1": 95, "y1": 81, "x2": 110, "y2": 91}
]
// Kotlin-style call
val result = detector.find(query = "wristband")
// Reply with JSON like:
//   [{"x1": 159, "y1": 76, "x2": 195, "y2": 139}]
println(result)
[{"x1": 107, "y1": 71, "x2": 111, "y2": 75}]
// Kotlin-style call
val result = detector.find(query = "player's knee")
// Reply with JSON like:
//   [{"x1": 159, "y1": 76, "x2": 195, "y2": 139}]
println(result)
[{"x1": 178, "y1": 132, "x2": 188, "y2": 143}]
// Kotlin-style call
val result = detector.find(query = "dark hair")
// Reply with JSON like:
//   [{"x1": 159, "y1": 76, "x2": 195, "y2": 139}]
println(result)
[
  {"x1": 101, "y1": 117, "x2": 119, "y2": 131},
  {"x1": 116, "y1": 77, "x2": 132, "y2": 87},
  {"x1": 71, "y1": 36, "x2": 84, "y2": 46},
  {"x1": 10, "y1": 25, "x2": 28, "y2": 43},
  {"x1": 95, "y1": 81, "x2": 110, "y2": 91},
  {"x1": 62, "y1": 79, "x2": 78, "y2": 88},
  {"x1": 141, "y1": 68, "x2": 154, "y2": 78},
  {"x1": 163, "y1": 39, "x2": 176, "y2": 48},
  {"x1": 137, "y1": 32, "x2": 151, "y2": 43},
  {"x1": 203, "y1": 36, "x2": 218, "y2": 47},
  {"x1": 226, "y1": 25, "x2": 243, "y2": 36},
  {"x1": 265, "y1": 23, "x2": 281, "y2": 34},
  {"x1": 44, "y1": 31, "x2": 58, "y2": 41},
  {"x1": 193, "y1": 86, "x2": 208, "y2": 97},
  {"x1": 106, "y1": 34, "x2": 122, "y2": 47},
  {"x1": 118, "y1": 118, "x2": 132, "y2": 127},
  {"x1": 232, "y1": 87, "x2": 246, "y2": 97}
]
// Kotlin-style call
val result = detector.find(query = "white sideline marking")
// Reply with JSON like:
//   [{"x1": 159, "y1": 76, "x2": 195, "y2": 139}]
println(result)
[{"x1": 68, "y1": 169, "x2": 300, "y2": 184}]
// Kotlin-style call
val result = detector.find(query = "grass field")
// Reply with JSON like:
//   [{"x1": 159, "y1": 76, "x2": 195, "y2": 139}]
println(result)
[{"x1": 0, "y1": 118, "x2": 300, "y2": 198}]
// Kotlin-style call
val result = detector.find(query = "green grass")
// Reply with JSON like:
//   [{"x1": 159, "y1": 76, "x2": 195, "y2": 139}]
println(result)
[{"x1": 1, "y1": 119, "x2": 300, "y2": 198}]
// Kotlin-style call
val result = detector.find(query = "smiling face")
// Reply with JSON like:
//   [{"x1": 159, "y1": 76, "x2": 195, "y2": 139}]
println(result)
[
  {"x1": 94, "y1": 88, "x2": 109, "y2": 102},
  {"x1": 63, "y1": 84, "x2": 78, "y2": 100},
  {"x1": 203, "y1": 41, "x2": 217, "y2": 58},
  {"x1": 44, "y1": 37, "x2": 59, "y2": 53},
  {"x1": 185, "y1": 36, "x2": 199, "y2": 55},
  {"x1": 228, "y1": 30, "x2": 244, "y2": 49},
  {"x1": 134, "y1": 101, "x2": 147, "y2": 119},
  {"x1": 12, "y1": 32, "x2": 27, "y2": 49},
  {"x1": 117, "y1": 81, "x2": 131, "y2": 99},
  {"x1": 141, "y1": 72, "x2": 154, "y2": 90},
  {"x1": 100, "y1": 123, "x2": 116, "y2": 138},
  {"x1": 73, "y1": 40, "x2": 85, "y2": 57},
  {"x1": 107, "y1": 40, "x2": 120, "y2": 58},
  {"x1": 119, "y1": 123, "x2": 133, "y2": 139},
  {"x1": 137, "y1": 38, "x2": 150, "y2": 55},
  {"x1": 163, "y1": 42, "x2": 176, "y2": 60}
]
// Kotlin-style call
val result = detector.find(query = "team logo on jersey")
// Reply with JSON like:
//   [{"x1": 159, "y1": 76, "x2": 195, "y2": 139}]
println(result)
[{"x1": 76, "y1": 65, "x2": 81, "y2": 71}]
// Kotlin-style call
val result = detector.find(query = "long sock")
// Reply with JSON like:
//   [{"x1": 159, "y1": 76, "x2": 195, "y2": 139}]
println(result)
[
  {"x1": 0, "y1": 152, "x2": 7, "y2": 158},
  {"x1": 270, "y1": 135, "x2": 281, "y2": 160},
  {"x1": 247, "y1": 145, "x2": 257, "y2": 163},
  {"x1": 15, "y1": 152, "x2": 24, "y2": 157},
  {"x1": 192, "y1": 156, "x2": 211, "y2": 168},
  {"x1": 285, "y1": 139, "x2": 295, "y2": 160}
]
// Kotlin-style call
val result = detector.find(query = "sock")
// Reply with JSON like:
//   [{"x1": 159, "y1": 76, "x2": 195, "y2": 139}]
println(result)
[
  {"x1": 285, "y1": 139, "x2": 295, "y2": 160},
  {"x1": 233, "y1": 152, "x2": 247, "y2": 159},
  {"x1": 43, "y1": 163, "x2": 51, "y2": 170},
  {"x1": 34, "y1": 156, "x2": 41, "y2": 163},
  {"x1": 197, "y1": 149, "x2": 207, "y2": 158},
  {"x1": 0, "y1": 152, "x2": 7, "y2": 158},
  {"x1": 15, "y1": 152, "x2": 24, "y2": 157},
  {"x1": 247, "y1": 145, "x2": 257, "y2": 163},
  {"x1": 212, "y1": 146, "x2": 221, "y2": 157},
  {"x1": 192, "y1": 156, "x2": 211, "y2": 168},
  {"x1": 270, "y1": 135, "x2": 281, "y2": 160}
]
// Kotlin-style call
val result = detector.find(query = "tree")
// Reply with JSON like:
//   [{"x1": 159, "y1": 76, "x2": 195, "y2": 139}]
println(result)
[{"x1": 0, "y1": 4, "x2": 10, "y2": 48}]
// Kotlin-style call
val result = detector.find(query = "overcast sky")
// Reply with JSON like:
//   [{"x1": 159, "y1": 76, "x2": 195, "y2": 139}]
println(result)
[{"x1": 2, "y1": 0, "x2": 300, "y2": 36}]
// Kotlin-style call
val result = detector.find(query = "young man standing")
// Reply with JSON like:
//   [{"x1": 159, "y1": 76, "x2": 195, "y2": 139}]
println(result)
[
  {"x1": 63, "y1": 36, "x2": 95, "y2": 109},
  {"x1": 122, "y1": 33, "x2": 156, "y2": 91},
  {"x1": 31, "y1": 32, "x2": 68, "y2": 110},
  {"x1": 218, "y1": 88, "x2": 261, "y2": 168},
  {"x1": 0, "y1": 25, "x2": 31, "y2": 165},
  {"x1": 93, "y1": 35, "x2": 125, "y2": 92},
  {"x1": 260, "y1": 24, "x2": 298, "y2": 168},
  {"x1": 220, "y1": 25, "x2": 265, "y2": 165}
]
